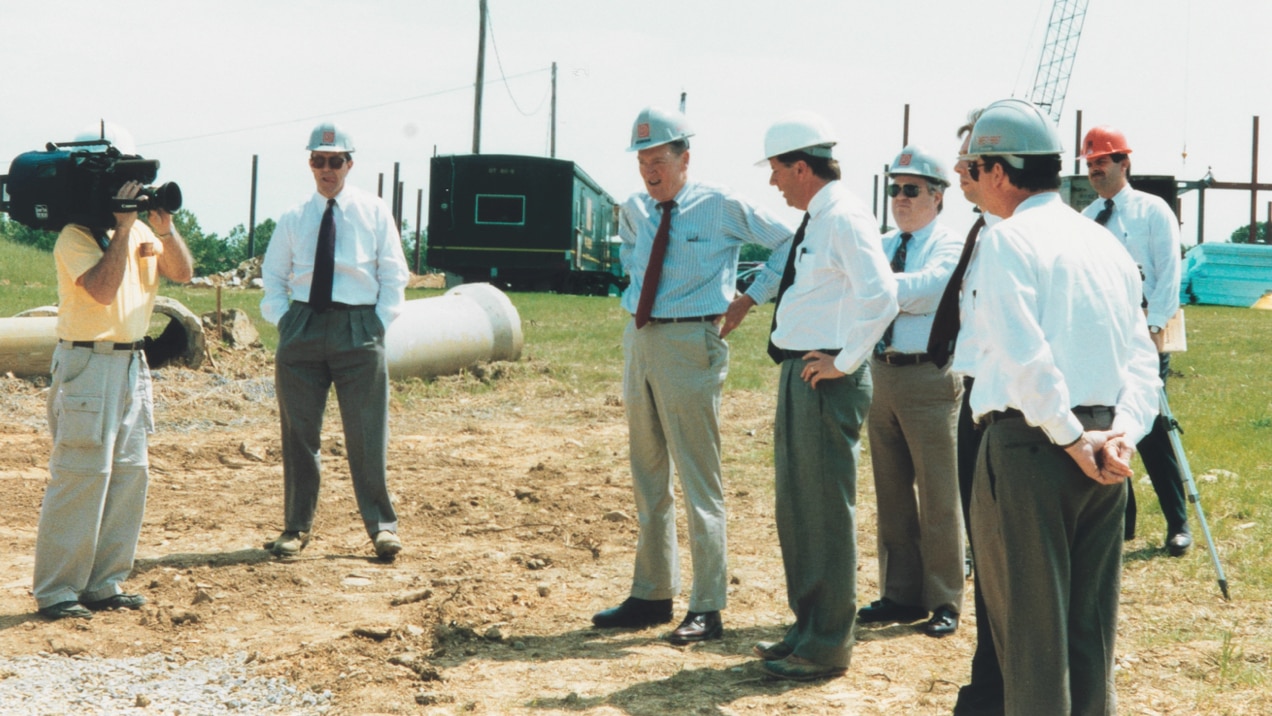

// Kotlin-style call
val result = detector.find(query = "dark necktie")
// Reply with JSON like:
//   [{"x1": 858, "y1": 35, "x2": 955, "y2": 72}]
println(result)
[
  {"x1": 634, "y1": 200, "x2": 676, "y2": 329},
  {"x1": 310, "y1": 198, "x2": 337, "y2": 310},
  {"x1": 766, "y1": 212, "x2": 811, "y2": 364},
  {"x1": 927, "y1": 215, "x2": 986, "y2": 368},
  {"x1": 875, "y1": 232, "x2": 913, "y2": 355},
  {"x1": 1094, "y1": 198, "x2": 1114, "y2": 226}
]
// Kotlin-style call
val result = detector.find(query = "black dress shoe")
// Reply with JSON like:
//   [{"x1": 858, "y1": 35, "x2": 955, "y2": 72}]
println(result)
[
  {"x1": 920, "y1": 607, "x2": 959, "y2": 638},
  {"x1": 667, "y1": 611, "x2": 722, "y2": 645},
  {"x1": 591, "y1": 597, "x2": 673, "y2": 629},
  {"x1": 857, "y1": 597, "x2": 927, "y2": 624},
  {"x1": 753, "y1": 640, "x2": 794, "y2": 660},
  {"x1": 1167, "y1": 530, "x2": 1193, "y2": 557}
]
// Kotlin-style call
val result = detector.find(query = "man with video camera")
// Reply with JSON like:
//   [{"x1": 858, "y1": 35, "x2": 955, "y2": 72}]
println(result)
[{"x1": 32, "y1": 122, "x2": 193, "y2": 620}]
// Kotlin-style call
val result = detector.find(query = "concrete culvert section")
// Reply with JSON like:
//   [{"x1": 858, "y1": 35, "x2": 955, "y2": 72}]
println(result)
[
  {"x1": 0, "y1": 295, "x2": 205, "y2": 377},
  {"x1": 385, "y1": 282, "x2": 524, "y2": 380}
]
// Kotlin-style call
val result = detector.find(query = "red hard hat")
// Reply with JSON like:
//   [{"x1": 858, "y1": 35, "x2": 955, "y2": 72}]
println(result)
[{"x1": 1079, "y1": 126, "x2": 1133, "y2": 160}]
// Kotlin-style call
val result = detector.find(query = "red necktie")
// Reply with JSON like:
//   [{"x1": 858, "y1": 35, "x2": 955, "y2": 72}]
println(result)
[
  {"x1": 310, "y1": 198, "x2": 336, "y2": 310},
  {"x1": 634, "y1": 201, "x2": 675, "y2": 328}
]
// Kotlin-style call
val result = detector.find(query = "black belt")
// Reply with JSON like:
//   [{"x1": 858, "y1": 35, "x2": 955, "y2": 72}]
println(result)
[
  {"x1": 647, "y1": 314, "x2": 720, "y2": 324},
  {"x1": 775, "y1": 348, "x2": 841, "y2": 361},
  {"x1": 874, "y1": 352, "x2": 931, "y2": 366},
  {"x1": 979, "y1": 405, "x2": 1114, "y2": 429},
  {"x1": 61, "y1": 339, "x2": 145, "y2": 352},
  {"x1": 295, "y1": 301, "x2": 375, "y2": 312}
]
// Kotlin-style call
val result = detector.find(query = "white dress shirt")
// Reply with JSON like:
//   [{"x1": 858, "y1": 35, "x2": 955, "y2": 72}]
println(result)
[
  {"x1": 961, "y1": 192, "x2": 1161, "y2": 445},
  {"x1": 879, "y1": 218, "x2": 963, "y2": 354},
  {"x1": 771, "y1": 181, "x2": 898, "y2": 375},
  {"x1": 261, "y1": 184, "x2": 410, "y2": 330},
  {"x1": 1081, "y1": 184, "x2": 1181, "y2": 330}
]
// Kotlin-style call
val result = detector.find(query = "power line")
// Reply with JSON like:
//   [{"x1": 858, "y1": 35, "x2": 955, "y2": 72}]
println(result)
[
  {"x1": 486, "y1": 5, "x2": 549, "y2": 117},
  {"x1": 140, "y1": 68, "x2": 550, "y2": 148}
]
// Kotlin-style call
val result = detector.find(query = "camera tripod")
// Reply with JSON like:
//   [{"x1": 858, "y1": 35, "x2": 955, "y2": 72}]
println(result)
[{"x1": 1159, "y1": 387, "x2": 1230, "y2": 601}]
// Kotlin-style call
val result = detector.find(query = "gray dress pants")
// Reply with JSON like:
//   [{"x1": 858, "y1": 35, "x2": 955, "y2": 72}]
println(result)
[
  {"x1": 275, "y1": 303, "x2": 397, "y2": 538},
  {"x1": 773, "y1": 360, "x2": 871, "y2": 669}
]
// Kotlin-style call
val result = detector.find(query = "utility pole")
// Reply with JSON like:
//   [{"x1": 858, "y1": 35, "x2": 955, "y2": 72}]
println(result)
[
  {"x1": 247, "y1": 155, "x2": 258, "y2": 259},
  {"x1": 472, "y1": 0, "x2": 488, "y2": 154},
  {"x1": 550, "y1": 61, "x2": 557, "y2": 158}
]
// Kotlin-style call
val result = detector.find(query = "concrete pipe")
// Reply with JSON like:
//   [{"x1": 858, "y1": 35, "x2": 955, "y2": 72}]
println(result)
[
  {"x1": 386, "y1": 282, "x2": 523, "y2": 380},
  {"x1": 0, "y1": 295, "x2": 205, "y2": 377}
]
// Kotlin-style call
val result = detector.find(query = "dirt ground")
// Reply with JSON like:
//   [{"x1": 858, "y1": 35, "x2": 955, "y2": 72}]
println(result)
[{"x1": 0, "y1": 345, "x2": 1266, "y2": 715}]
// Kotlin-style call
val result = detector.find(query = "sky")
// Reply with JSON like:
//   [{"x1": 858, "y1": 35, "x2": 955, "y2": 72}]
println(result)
[{"x1": 2, "y1": 0, "x2": 1269, "y2": 249}]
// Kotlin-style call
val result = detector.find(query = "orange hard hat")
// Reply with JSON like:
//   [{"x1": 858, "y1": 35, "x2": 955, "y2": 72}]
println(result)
[{"x1": 1079, "y1": 126, "x2": 1133, "y2": 160}]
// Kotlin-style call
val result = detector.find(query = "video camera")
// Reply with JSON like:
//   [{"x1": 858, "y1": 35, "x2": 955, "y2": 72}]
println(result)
[{"x1": 0, "y1": 138, "x2": 181, "y2": 232}]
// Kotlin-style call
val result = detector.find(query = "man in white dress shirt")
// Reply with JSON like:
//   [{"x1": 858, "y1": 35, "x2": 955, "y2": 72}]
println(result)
[
  {"x1": 749, "y1": 111, "x2": 897, "y2": 681},
  {"x1": 958, "y1": 99, "x2": 1161, "y2": 714},
  {"x1": 260, "y1": 121, "x2": 410, "y2": 561},
  {"x1": 1079, "y1": 125, "x2": 1191, "y2": 556}
]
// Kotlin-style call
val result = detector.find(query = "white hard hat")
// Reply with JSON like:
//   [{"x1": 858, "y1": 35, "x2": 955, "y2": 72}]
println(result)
[
  {"x1": 757, "y1": 111, "x2": 837, "y2": 166},
  {"x1": 627, "y1": 106, "x2": 694, "y2": 152},
  {"x1": 73, "y1": 120, "x2": 137, "y2": 155},
  {"x1": 888, "y1": 145, "x2": 949, "y2": 186},
  {"x1": 959, "y1": 98, "x2": 1062, "y2": 163},
  {"x1": 308, "y1": 122, "x2": 355, "y2": 153}
]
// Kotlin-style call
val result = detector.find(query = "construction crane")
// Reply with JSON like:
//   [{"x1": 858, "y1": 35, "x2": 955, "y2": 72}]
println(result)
[{"x1": 1028, "y1": 0, "x2": 1091, "y2": 123}]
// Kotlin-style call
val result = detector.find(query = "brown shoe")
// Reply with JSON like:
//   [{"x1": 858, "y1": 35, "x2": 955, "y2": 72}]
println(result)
[
  {"x1": 374, "y1": 531, "x2": 403, "y2": 559},
  {"x1": 752, "y1": 640, "x2": 794, "y2": 660},
  {"x1": 267, "y1": 530, "x2": 310, "y2": 557}
]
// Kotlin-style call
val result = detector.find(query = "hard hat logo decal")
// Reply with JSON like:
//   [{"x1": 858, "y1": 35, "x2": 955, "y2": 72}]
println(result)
[
  {"x1": 322, "y1": 131, "x2": 336, "y2": 145},
  {"x1": 636, "y1": 123, "x2": 651, "y2": 141},
  {"x1": 976, "y1": 135, "x2": 1002, "y2": 147},
  {"x1": 898, "y1": 154, "x2": 912, "y2": 166}
]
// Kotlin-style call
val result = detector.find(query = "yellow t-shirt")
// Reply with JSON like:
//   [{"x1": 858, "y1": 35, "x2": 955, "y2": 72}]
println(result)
[{"x1": 55, "y1": 223, "x2": 163, "y2": 342}]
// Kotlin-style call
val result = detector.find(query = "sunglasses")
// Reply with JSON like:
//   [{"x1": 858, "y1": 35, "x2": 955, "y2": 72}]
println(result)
[
  {"x1": 887, "y1": 184, "x2": 924, "y2": 198},
  {"x1": 966, "y1": 161, "x2": 989, "y2": 181},
  {"x1": 309, "y1": 154, "x2": 349, "y2": 170}
]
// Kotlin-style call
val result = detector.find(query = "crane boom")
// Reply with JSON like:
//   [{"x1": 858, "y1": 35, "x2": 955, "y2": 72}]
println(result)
[{"x1": 1029, "y1": 0, "x2": 1091, "y2": 123}]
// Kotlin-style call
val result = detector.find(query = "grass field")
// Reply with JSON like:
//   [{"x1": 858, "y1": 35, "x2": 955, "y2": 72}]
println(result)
[{"x1": 2, "y1": 234, "x2": 1270, "y2": 706}]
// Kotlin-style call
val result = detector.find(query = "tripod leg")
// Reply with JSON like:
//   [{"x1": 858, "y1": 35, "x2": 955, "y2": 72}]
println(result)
[{"x1": 1158, "y1": 387, "x2": 1231, "y2": 600}]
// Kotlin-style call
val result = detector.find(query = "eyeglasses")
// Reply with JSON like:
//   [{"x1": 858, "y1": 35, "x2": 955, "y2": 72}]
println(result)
[
  {"x1": 887, "y1": 184, "x2": 924, "y2": 198},
  {"x1": 309, "y1": 154, "x2": 348, "y2": 170},
  {"x1": 966, "y1": 160, "x2": 989, "y2": 181}
]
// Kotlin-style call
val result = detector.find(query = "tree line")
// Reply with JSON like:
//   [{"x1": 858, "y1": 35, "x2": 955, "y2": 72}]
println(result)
[{"x1": 0, "y1": 212, "x2": 424, "y2": 276}]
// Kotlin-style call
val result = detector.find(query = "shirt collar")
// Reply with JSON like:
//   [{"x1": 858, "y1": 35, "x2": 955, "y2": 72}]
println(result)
[{"x1": 806, "y1": 180, "x2": 838, "y2": 218}]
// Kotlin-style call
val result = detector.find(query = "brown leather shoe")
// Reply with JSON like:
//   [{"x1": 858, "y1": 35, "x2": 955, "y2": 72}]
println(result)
[
  {"x1": 667, "y1": 611, "x2": 722, "y2": 645},
  {"x1": 752, "y1": 640, "x2": 794, "y2": 660}
]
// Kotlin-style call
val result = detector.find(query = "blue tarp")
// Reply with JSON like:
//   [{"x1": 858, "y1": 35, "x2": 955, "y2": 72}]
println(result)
[{"x1": 1180, "y1": 243, "x2": 1272, "y2": 307}]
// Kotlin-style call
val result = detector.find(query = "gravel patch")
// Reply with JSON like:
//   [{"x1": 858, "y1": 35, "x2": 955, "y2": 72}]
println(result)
[{"x1": 0, "y1": 651, "x2": 330, "y2": 715}]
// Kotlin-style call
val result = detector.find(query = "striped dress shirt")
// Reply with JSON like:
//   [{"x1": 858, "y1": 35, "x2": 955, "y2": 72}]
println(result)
[{"x1": 619, "y1": 181, "x2": 795, "y2": 317}]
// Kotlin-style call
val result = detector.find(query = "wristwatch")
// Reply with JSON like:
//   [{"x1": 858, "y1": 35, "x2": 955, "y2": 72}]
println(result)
[{"x1": 1149, "y1": 325, "x2": 1162, "y2": 334}]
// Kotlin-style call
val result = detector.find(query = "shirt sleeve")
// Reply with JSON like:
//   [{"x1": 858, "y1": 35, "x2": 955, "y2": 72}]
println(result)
[
  {"x1": 1111, "y1": 320, "x2": 1164, "y2": 443},
  {"x1": 723, "y1": 195, "x2": 795, "y2": 304},
  {"x1": 1143, "y1": 199, "x2": 1182, "y2": 329},
  {"x1": 260, "y1": 212, "x2": 295, "y2": 326},
  {"x1": 831, "y1": 216, "x2": 899, "y2": 374},
  {"x1": 374, "y1": 203, "x2": 410, "y2": 329},
  {"x1": 896, "y1": 230, "x2": 963, "y2": 315}
]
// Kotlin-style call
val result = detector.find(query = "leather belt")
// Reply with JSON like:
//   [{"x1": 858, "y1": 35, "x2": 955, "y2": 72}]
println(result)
[
  {"x1": 874, "y1": 352, "x2": 931, "y2": 366},
  {"x1": 61, "y1": 339, "x2": 145, "y2": 352},
  {"x1": 647, "y1": 314, "x2": 720, "y2": 324},
  {"x1": 295, "y1": 301, "x2": 375, "y2": 312},
  {"x1": 775, "y1": 348, "x2": 841, "y2": 361},
  {"x1": 978, "y1": 405, "x2": 1114, "y2": 429}
]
